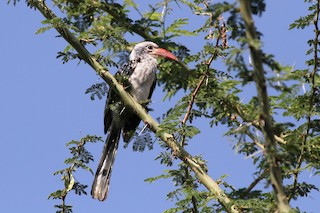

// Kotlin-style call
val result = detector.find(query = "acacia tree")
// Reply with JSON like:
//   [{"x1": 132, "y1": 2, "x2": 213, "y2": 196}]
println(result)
[{"x1": 8, "y1": 0, "x2": 320, "y2": 212}]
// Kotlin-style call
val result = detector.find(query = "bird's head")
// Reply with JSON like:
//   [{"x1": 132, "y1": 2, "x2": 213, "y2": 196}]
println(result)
[{"x1": 130, "y1": 41, "x2": 178, "y2": 62}]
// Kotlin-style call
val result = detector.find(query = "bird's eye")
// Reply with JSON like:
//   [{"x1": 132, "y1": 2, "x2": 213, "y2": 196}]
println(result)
[{"x1": 147, "y1": 45, "x2": 153, "y2": 50}]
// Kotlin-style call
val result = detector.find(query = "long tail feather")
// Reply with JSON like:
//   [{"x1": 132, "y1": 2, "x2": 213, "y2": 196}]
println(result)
[{"x1": 91, "y1": 124, "x2": 121, "y2": 201}]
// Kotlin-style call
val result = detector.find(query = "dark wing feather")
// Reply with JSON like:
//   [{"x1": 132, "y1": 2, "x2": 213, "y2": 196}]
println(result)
[
  {"x1": 94, "y1": 60, "x2": 139, "y2": 200},
  {"x1": 103, "y1": 89, "x2": 116, "y2": 134},
  {"x1": 122, "y1": 76, "x2": 156, "y2": 142},
  {"x1": 148, "y1": 75, "x2": 157, "y2": 100},
  {"x1": 91, "y1": 123, "x2": 121, "y2": 201},
  {"x1": 104, "y1": 61, "x2": 137, "y2": 134}
]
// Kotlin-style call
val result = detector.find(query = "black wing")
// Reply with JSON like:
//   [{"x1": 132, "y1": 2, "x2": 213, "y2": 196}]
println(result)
[
  {"x1": 104, "y1": 61, "x2": 137, "y2": 134},
  {"x1": 122, "y1": 76, "x2": 156, "y2": 142}
]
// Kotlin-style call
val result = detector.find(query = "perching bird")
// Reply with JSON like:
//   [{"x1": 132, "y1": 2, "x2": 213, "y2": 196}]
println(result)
[{"x1": 91, "y1": 41, "x2": 178, "y2": 201}]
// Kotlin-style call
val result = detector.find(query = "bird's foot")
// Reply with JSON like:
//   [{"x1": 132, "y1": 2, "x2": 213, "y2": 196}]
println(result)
[{"x1": 140, "y1": 99, "x2": 153, "y2": 108}]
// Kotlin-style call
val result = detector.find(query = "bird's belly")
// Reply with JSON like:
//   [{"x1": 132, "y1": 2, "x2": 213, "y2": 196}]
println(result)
[
  {"x1": 128, "y1": 58, "x2": 156, "y2": 102},
  {"x1": 129, "y1": 73, "x2": 155, "y2": 101},
  {"x1": 129, "y1": 78, "x2": 154, "y2": 101}
]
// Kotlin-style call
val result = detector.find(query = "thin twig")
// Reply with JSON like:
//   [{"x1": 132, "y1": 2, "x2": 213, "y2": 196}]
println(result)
[
  {"x1": 61, "y1": 195, "x2": 66, "y2": 213},
  {"x1": 191, "y1": 195, "x2": 199, "y2": 213},
  {"x1": 181, "y1": 0, "x2": 225, "y2": 126},
  {"x1": 180, "y1": 75, "x2": 205, "y2": 213},
  {"x1": 180, "y1": 72, "x2": 206, "y2": 212},
  {"x1": 182, "y1": 75, "x2": 206, "y2": 125},
  {"x1": 246, "y1": 130, "x2": 265, "y2": 151},
  {"x1": 242, "y1": 169, "x2": 269, "y2": 198}
]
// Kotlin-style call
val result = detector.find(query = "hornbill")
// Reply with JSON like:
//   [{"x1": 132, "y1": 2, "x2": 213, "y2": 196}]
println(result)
[{"x1": 91, "y1": 41, "x2": 178, "y2": 201}]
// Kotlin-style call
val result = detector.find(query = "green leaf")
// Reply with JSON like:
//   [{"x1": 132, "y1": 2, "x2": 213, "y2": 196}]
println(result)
[
  {"x1": 66, "y1": 173, "x2": 75, "y2": 192},
  {"x1": 144, "y1": 173, "x2": 172, "y2": 183},
  {"x1": 165, "y1": 18, "x2": 197, "y2": 37},
  {"x1": 48, "y1": 190, "x2": 65, "y2": 200},
  {"x1": 35, "y1": 25, "x2": 54, "y2": 34},
  {"x1": 124, "y1": 0, "x2": 138, "y2": 8}
]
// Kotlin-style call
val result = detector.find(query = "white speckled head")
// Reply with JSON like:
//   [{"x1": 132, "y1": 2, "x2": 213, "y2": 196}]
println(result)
[
  {"x1": 129, "y1": 41, "x2": 178, "y2": 61},
  {"x1": 129, "y1": 41, "x2": 159, "y2": 61}
]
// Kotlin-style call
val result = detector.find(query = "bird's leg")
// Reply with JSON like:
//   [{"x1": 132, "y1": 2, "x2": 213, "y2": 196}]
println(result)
[
  {"x1": 123, "y1": 85, "x2": 131, "y2": 90},
  {"x1": 140, "y1": 99, "x2": 151, "y2": 105},
  {"x1": 139, "y1": 99, "x2": 153, "y2": 111}
]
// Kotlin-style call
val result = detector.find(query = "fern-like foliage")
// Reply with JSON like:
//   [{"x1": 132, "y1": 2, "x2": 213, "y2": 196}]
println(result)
[
  {"x1": 48, "y1": 135, "x2": 103, "y2": 213},
  {"x1": 85, "y1": 82, "x2": 108, "y2": 101}
]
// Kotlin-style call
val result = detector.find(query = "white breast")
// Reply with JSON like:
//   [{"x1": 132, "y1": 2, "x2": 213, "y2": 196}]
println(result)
[{"x1": 129, "y1": 58, "x2": 157, "y2": 101}]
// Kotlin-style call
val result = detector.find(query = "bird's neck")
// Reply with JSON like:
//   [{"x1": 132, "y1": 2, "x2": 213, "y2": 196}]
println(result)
[{"x1": 128, "y1": 56, "x2": 157, "y2": 102}]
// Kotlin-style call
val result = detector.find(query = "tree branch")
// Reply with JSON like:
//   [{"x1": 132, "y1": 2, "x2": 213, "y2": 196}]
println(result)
[
  {"x1": 30, "y1": 0, "x2": 240, "y2": 212},
  {"x1": 241, "y1": 169, "x2": 268, "y2": 198},
  {"x1": 191, "y1": 195, "x2": 199, "y2": 213},
  {"x1": 182, "y1": 75, "x2": 206, "y2": 125},
  {"x1": 290, "y1": 0, "x2": 320, "y2": 202},
  {"x1": 238, "y1": 0, "x2": 291, "y2": 212}
]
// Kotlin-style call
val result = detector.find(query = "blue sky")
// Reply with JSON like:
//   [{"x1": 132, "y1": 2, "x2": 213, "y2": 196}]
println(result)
[{"x1": 1, "y1": 1, "x2": 319, "y2": 213}]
